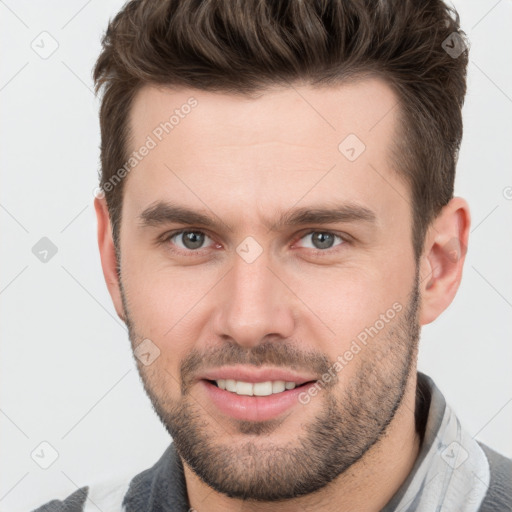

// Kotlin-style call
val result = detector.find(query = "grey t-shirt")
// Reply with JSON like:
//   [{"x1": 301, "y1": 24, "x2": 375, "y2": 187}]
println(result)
[{"x1": 32, "y1": 372, "x2": 512, "y2": 511}]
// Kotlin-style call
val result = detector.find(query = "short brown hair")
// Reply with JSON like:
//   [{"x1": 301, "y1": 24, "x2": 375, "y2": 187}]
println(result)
[{"x1": 94, "y1": 0, "x2": 468, "y2": 260}]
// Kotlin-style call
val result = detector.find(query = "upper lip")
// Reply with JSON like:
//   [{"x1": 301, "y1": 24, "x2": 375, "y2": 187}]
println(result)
[{"x1": 199, "y1": 366, "x2": 318, "y2": 385}]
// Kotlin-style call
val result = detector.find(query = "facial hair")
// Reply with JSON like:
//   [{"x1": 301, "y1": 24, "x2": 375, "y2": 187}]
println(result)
[{"x1": 120, "y1": 273, "x2": 421, "y2": 501}]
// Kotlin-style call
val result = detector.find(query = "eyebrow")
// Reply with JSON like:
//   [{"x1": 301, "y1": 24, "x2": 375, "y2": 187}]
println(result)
[{"x1": 138, "y1": 201, "x2": 377, "y2": 232}]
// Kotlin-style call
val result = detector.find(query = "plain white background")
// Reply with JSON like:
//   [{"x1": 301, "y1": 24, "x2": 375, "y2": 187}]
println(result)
[{"x1": 0, "y1": 0, "x2": 511, "y2": 510}]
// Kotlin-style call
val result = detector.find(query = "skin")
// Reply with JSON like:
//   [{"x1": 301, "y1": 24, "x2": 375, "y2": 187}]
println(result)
[{"x1": 95, "y1": 78, "x2": 470, "y2": 511}]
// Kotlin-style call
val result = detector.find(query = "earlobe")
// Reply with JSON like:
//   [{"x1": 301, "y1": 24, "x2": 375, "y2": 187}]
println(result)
[
  {"x1": 94, "y1": 197, "x2": 126, "y2": 322},
  {"x1": 418, "y1": 197, "x2": 471, "y2": 326}
]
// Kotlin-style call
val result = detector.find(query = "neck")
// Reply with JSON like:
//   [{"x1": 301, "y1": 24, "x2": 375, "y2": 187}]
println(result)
[{"x1": 184, "y1": 372, "x2": 422, "y2": 512}]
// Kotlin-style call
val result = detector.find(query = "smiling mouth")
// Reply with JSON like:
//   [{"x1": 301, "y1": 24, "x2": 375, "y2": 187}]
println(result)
[{"x1": 206, "y1": 379, "x2": 316, "y2": 396}]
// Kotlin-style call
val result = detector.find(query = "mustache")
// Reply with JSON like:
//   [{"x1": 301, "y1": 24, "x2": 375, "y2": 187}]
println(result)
[{"x1": 180, "y1": 340, "x2": 334, "y2": 393}]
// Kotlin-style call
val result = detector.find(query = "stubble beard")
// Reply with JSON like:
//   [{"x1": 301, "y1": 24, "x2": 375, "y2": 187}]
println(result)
[{"x1": 120, "y1": 276, "x2": 421, "y2": 501}]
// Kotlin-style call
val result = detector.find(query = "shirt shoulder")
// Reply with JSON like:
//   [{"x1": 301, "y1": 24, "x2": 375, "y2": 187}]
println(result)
[
  {"x1": 478, "y1": 442, "x2": 512, "y2": 512},
  {"x1": 31, "y1": 486, "x2": 89, "y2": 511},
  {"x1": 29, "y1": 443, "x2": 188, "y2": 512},
  {"x1": 30, "y1": 472, "x2": 133, "y2": 512}
]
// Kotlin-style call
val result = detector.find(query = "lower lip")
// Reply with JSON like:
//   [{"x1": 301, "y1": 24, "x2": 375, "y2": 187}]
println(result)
[{"x1": 200, "y1": 379, "x2": 317, "y2": 422}]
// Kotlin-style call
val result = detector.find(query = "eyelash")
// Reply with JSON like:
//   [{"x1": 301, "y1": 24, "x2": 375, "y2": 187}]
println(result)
[{"x1": 159, "y1": 229, "x2": 349, "y2": 257}]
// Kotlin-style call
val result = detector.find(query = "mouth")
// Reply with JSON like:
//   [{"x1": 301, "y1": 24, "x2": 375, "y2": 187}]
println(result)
[
  {"x1": 198, "y1": 379, "x2": 320, "y2": 422},
  {"x1": 206, "y1": 378, "x2": 316, "y2": 396},
  {"x1": 198, "y1": 369, "x2": 320, "y2": 422}
]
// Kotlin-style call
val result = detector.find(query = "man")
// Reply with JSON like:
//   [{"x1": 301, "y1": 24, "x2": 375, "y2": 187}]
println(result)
[{"x1": 34, "y1": 0, "x2": 511, "y2": 510}]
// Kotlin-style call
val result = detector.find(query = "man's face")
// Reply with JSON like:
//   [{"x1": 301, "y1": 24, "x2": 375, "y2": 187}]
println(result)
[{"x1": 116, "y1": 79, "x2": 421, "y2": 499}]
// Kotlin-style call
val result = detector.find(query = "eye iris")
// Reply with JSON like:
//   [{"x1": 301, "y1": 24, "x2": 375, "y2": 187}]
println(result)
[
  {"x1": 177, "y1": 232, "x2": 337, "y2": 251},
  {"x1": 182, "y1": 231, "x2": 205, "y2": 249},
  {"x1": 312, "y1": 232, "x2": 335, "y2": 249}
]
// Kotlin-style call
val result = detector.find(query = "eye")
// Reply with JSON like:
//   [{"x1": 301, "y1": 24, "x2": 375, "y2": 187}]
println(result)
[
  {"x1": 160, "y1": 229, "x2": 347, "y2": 256},
  {"x1": 296, "y1": 231, "x2": 345, "y2": 251},
  {"x1": 167, "y1": 230, "x2": 215, "y2": 251}
]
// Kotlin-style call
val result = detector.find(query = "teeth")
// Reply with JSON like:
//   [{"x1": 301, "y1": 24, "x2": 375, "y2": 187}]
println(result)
[
  {"x1": 214, "y1": 379, "x2": 298, "y2": 396},
  {"x1": 225, "y1": 379, "x2": 236, "y2": 392},
  {"x1": 272, "y1": 381, "x2": 286, "y2": 393},
  {"x1": 253, "y1": 381, "x2": 272, "y2": 396},
  {"x1": 236, "y1": 381, "x2": 253, "y2": 396}
]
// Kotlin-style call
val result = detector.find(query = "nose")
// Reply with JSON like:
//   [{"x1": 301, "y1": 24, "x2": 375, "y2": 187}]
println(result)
[{"x1": 211, "y1": 251, "x2": 296, "y2": 349}]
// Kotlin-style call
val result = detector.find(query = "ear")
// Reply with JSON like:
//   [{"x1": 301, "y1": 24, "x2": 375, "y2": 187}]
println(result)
[
  {"x1": 94, "y1": 196, "x2": 126, "y2": 322},
  {"x1": 418, "y1": 197, "x2": 471, "y2": 326}
]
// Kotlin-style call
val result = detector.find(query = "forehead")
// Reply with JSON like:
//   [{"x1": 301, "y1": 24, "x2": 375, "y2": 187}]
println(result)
[
  {"x1": 129, "y1": 78, "x2": 399, "y2": 150},
  {"x1": 123, "y1": 79, "x2": 409, "y2": 229}
]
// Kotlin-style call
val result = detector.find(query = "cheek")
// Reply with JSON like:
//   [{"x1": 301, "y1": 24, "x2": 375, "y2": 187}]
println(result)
[
  {"x1": 121, "y1": 230, "x2": 415, "y2": 363},
  {"x1": 124, "y1": 277, "x2": 199, "y2": 389},
  {"x1": 289, "y1": 265, "x2": 403, "y2": 334},
  {"x1": 287, "y1": 263, "x2": 415, "y2": 379},
  {"x1": 121, "y1": 257, "x2": 219, "y2": 349}
]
